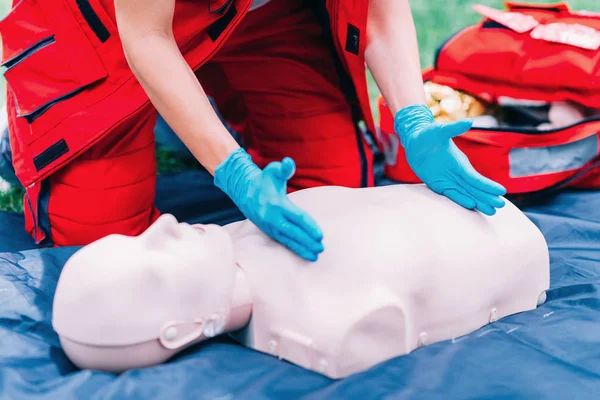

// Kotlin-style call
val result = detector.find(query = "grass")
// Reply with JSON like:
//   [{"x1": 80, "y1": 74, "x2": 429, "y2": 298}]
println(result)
[
  {"x1": 0, "y1": 0, "x2": 599, "y2": 212},
  {"x1": 0, "y1": 178, "x2": 23, "y2": 213}
]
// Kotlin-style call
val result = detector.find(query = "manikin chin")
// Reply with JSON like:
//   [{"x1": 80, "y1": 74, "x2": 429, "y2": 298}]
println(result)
[{"x1": 52, "y1": 184, "x2": 549, "y2": 379}]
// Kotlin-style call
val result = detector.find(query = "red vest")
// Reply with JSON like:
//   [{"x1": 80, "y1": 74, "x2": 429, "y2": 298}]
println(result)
[
  {"x1": 379, "y1": 1, "x2": 600, "y2": 195},
  {"x1": 1, "y1": 0, "x2": 374, "y2": 188},
  {"x1": 326, "y1": 0, "x2": 376, "y2": 141}
]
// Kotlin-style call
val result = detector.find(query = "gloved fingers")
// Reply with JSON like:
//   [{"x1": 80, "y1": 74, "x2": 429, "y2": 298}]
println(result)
[
  {"x1": 272, "y1": 230, "x2": 319, "y2": 262},
  {"x1": 441, "y1": 188, "x2": 477, "y2": 210},
  {"x1": 447, "y1": 183, "x2": 498, "y2": 216},
  {"x1": 283, "y1": 202, "x2": 324, "y2": 241},
  {"x1": 458, "y1": 177, "x2": 506, "y2": 209},
  {"x1": 442, "y1": 182, "x2": 499, "y2": 216},
  {"x1": 436, "y1": 119, "x2": 473, "y2": 140},
  {"x1": 457, "y1": 157, "x2": 507, "y2": 196},
  {"x1": 278, "y1": 220, "x2": 324, "y2": 255},
  {"x1": 474, "y1": 201, "x2": 497, "y2": 216}
]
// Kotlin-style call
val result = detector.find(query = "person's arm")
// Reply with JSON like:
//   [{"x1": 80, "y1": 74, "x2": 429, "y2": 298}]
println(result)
[
  {"x1": 364, "y1": 0, "x2": 507, "y2": 216},
  {"x1": 113, "y1": 0, "x2": 324, "y2": 261},
  {"x1": 364, "y1": 0, "x2": 425, "y2": 115},
  {"x1": 114, "y1": 0, "x2": 238, "y2": 174}
]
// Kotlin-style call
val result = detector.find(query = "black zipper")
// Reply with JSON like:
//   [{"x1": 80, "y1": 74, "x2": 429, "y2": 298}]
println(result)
[
  {"x1": 474, "y1": 115, "x2": 600, "y2": 135},
  {"x1": 23, "y1": 86, "x2": 87, "y2": 123},
  {"x1": 1, "y1": 36, "x2": 55, "y2": 71}
]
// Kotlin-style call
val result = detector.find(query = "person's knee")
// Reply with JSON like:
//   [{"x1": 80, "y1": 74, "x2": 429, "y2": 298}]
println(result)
[
  {"x1": 45, "y1": 167, "x2": 159, "y2": 246},
  {"x1": 42, "y1": 135, "x2": 159, "y2": 247},
  {"x1": 48, "y1": 203, "x2": 160, "y2": 247}
]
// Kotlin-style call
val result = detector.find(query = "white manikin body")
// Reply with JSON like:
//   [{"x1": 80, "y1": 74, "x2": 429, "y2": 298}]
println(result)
[
  {"x1": 227, "y1": 185, "x2": 549, "y2": 378},
  {"x1": 52, "y1": 184, "x2": 550, "y2": 379}
]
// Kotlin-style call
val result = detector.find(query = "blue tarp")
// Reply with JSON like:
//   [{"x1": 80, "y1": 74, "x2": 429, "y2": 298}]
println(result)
[{"x1": 2, "y1": 166, "x2": 600, "y2": 399}]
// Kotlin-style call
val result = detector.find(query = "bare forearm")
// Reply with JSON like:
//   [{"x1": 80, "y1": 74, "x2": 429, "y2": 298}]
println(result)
[
  {"x1": 365, "y1": 0, "x2": 425, "y2": 115},
  {"x1": 123, "y1": 35, "x2": 238, "y2": 173},
  {"x1": 115, "y1": 0, "x2": 238, "y2": 174}
]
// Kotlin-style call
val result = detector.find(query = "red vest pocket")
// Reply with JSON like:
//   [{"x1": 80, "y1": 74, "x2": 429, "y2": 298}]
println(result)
[
  {"x1": 0, "y1": 0, "x2": 108, "y2": 145},
  {"x1": 0, "y1": 0, "x2": 52, "y2": 63}
]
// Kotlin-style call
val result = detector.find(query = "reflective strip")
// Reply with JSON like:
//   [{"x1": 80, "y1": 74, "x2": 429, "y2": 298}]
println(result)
[
  {"x1": 509, "y1": 134, "x2": 599, "y2": 177},
  {"x1": 382, "y1": 132, "x2": 400, "y2": 166},
  {"x1": 249, "y1": 0, "x2": 271, "y2": 11}
]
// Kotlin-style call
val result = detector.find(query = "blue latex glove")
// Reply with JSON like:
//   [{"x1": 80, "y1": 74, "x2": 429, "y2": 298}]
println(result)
[
  {"x1": 214, "y1": 148, "x2": 324, "y2": 261},
  {"x1": 394, "y1": 104, "x2": 507, "y2": 216}
]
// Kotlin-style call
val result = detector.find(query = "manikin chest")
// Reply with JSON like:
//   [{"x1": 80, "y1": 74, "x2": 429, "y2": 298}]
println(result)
[{"x1": 228, "y1": 185, "x2": 549, "y2": 378}]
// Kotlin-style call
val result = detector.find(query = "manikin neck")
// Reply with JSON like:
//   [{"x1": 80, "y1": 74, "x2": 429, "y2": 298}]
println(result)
[
  {"x1": 224, "y1": 264, "x2": 253, "y2": 333},
  {"x1": 217, "y1": 221, "x2": 254, "y2": 334}
]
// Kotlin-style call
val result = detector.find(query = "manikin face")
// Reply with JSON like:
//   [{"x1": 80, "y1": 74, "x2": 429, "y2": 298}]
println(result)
[{"x1": 52, "y1": 214, "x2": 238, "y2": 352}]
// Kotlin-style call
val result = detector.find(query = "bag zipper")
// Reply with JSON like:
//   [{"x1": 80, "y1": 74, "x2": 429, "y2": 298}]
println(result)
[{"x1": 423, "y1": 80, "x2": 600, "y2": 135}]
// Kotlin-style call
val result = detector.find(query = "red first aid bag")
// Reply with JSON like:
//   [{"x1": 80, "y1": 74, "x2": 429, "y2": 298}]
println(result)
[{"x1": 378, "y1": 1, "x2": 600, "y2": 195}]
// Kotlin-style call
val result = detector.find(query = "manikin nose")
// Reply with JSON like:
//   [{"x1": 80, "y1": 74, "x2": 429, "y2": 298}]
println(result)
[{"x1": 143, "y1": 214, "x2": 182, "y2": 243}]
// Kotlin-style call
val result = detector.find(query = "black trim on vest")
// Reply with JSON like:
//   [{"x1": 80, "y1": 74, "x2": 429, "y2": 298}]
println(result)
[
  {"x1": 307, "y1": 0, "x2": 369, "y2": 187},
  {"x1": 509, "y1": 5, "x2": 563, "y2": 13},
  {"x1": 37, "y1": 179, "x2": 53, "y2": 247},
  {"x1": 75, "y1": 0, "x2": 110, "y2": 43},
  {"x1": 481, "y1": 20, "x2": 511, "y2": 29},
  {"x1": 209, "y1": 0, "x2": 233, "y2": 14},
  {"x1": 345, "y1": 23, "x2": 360, "y2": 55},
  {"x1": 208, "y1": 4, "x2": 237, "y2": 42},
  {"x1": 33, "y1": 139, "x2": 69, "y2": 172},
  {"x1": 24, "y1": 190, "x2": 38, "y2": 244}
]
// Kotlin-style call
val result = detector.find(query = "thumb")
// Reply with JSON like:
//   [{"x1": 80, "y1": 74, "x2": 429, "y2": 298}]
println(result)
[
  {"x1": 278, "y1": 157, "x2": 296, "y2": 181},
  {"x1": 263, "y1": 157, "x2": 296, "y2": 182},
  {"x1": 437, "y1": 119, "x2": 473, "y2": 140}
]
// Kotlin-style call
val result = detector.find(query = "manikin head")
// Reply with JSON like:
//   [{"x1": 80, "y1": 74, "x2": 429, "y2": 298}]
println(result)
[{"x1": 52, "y1": 214, "x2": 252, "y2": 373}]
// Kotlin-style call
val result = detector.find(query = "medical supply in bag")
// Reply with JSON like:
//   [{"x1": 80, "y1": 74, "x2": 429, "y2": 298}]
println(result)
[{"x1": 379, "y1": 1, "x2": 600, "y2": 195}]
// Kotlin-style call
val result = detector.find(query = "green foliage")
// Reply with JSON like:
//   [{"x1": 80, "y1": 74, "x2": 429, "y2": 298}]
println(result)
[
  {"x1": 0, "y1": 184, "x2": 23, "y2": 213},
  {"x1": 156, "y1": 147, "x2": 201, "y2": 175}
]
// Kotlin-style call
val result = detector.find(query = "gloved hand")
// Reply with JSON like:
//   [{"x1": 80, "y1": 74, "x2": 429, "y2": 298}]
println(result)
[
  {"x1": 394, "y1": 104, "x2": 507, "y2": 216},
  {"x1": 214, "y1": 148, "x2": 324, "y2": 261}
]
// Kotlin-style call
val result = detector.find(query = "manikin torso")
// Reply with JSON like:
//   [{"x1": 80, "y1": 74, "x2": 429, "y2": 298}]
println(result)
[
  {"x1": 226, "y1": 185, "x2": 549, "y2": 377},
  {"x1": 52, "y1": 184, "x2": 549, "y2": 379}
]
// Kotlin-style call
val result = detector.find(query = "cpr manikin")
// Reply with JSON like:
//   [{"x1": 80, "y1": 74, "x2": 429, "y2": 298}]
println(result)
[{"x1": 52, "y1": 184, "x2": 550, "y2": 379}]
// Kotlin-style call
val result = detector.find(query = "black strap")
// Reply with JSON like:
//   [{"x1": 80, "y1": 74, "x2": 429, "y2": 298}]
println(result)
[
  {"x1": 33, "y1": 139, "x2": 69, "y2": 172},
  {"x1": 345, "y1": 23, "x2": 360, "y2": 55},
  {"x1": 509, "y1": 4, "x2": 564, "y2": 13},
  {"x1": 209, "y1": 0, "x2": 233, "y2": 14},
  {"x1": 75, "y1": 0, "x2": 110, "y2": 43},
  {"x1": 208, "y1": 3, "x2": 237, "y2": 41},
  {"x1": 481, "y1": 20, "x2": 511, "y2": 30}
]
